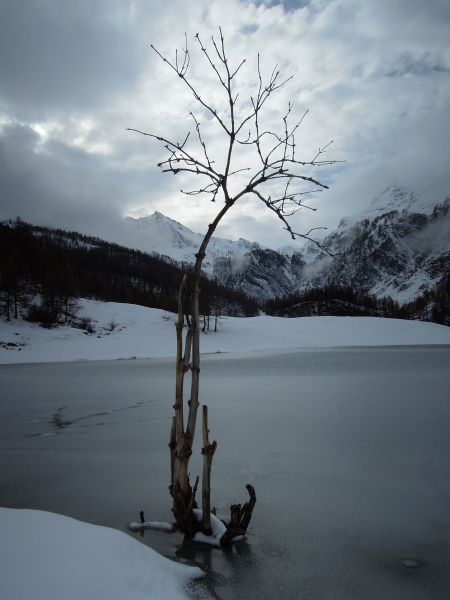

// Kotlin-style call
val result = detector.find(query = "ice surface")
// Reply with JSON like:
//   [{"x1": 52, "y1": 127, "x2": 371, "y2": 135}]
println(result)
[{"x1": 1, "y1": 347, "x2": 450, "y2": 599}]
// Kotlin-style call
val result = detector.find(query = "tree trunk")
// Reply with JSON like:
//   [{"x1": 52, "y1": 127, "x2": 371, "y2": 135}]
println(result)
[
  {"x1": 169, "y1": 208, "x2": 256, "y2": 541},
  {"x1": 171, "y1": 275, "x2": 199, "y2": 537},
  {"x1": 201, "y1": 405, "x2": 217, "y2": 534}
]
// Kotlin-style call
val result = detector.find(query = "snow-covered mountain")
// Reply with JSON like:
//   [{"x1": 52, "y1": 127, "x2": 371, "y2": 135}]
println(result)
[
  {"x1": 124, "y1": 211, "x2": 257, "y2": 269},
  {"x1": 123, "y1": 212, "x2": 296, "y2": 299},
  {"x1": 124, "y1": 183, "x2": 450, "y2": 303},
  {"x1": 304, "y1": 184, "x2": 450, "y2": 303}
]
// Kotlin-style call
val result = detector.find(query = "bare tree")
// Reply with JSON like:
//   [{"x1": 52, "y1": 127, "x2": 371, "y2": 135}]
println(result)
[{"x1": 128, "y1": 29, "x2": 336, "y2": 544}]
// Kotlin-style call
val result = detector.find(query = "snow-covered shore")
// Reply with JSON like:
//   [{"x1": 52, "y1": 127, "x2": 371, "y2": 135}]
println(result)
[
  {"x1": 0, "y1": 508, "x2": 203, "y2": 600},
  {"x1": 1, "y1": 299, "x2": 449, "y2": 365}
]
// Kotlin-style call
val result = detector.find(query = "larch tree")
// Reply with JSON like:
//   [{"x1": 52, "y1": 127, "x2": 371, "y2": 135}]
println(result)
[{"x1": 128, "y1": 29, "x2": 336, "y2": 545}]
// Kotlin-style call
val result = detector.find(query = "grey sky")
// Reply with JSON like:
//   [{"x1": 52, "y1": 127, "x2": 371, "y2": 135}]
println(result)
[{"x1": 1, "y1": 0, "x2": 449, "y2": 249}]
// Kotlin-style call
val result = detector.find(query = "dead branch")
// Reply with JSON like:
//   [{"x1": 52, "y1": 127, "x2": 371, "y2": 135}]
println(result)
[{"x1": 220, "y1": 484, "x2": 257, "y2": 546}]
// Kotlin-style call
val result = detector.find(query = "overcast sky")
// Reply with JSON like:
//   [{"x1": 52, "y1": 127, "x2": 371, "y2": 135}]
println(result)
[{"x1": 1, "y1": 0, "x2": 449, "y2": 249}]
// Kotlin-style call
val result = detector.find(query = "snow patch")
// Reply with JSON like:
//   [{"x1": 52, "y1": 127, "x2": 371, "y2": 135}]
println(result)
[
  {"x1": 192, "y1": 509, "x2": 228, "y2": 547},
  {"x1": 129, "y1": 521, "x2": 176, "y2": 532},
  {"x1": 0, "y1": 508, "x2": 204, "y2": 600}
]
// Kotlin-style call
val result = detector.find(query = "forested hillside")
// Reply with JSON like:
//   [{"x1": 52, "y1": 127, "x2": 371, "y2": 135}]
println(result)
[
  {"x1": 0, "y1": 219, "x2": 258, "y2": 327},
  {"x1": 264, "y1": 277, "x2": 450, "y2": 326},
  {"x1": 1, "y1": 218, "x2": 448, "y2": 329}
]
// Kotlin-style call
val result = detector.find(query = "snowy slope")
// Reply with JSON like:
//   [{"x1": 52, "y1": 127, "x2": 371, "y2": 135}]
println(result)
[
  {"x1": 125, "y1": 212, "x2": 258, "y2": 273},
  {"x1": 124, "y1": 213, "x2": 294, "y2": 299},
  {"x1": 310, "y1": 184, "x2": 450, "y2": 302},
  {"x1": 1, "y1": 300, "x2": 449, "y2": 365},
  {"x1": 336, "y1": 182, "x2": 447, "y2": 231}
]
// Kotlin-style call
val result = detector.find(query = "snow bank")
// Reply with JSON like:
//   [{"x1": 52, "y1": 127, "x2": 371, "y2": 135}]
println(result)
[
  {"x1": 1, "y1": 299, "x2": 449, "y2": 365},
  {"x1": 0, "y1": 508, "x2": 203, "y2": 600}
]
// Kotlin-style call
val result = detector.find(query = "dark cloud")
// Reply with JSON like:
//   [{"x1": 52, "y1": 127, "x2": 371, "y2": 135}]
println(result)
[
  {"x1": 0, "y1": 124, "x2": 114, "y2": 228},
  {"x1": 0, "y1": 0, "x2": 144, "y2": 117},
  {"x1": 243, "y1": 0, "x2": 311, "y2": 12},
  {"x1": 379, "y1": 52, "x2": 450, "y2": 78},
  {"x1": 0, "y1": 123, "x2": 164, "y2": 240},
  {"x1": 385, "y1": 0, "x2": 450, "y2": 24},
  {"x1": 407, "y1": 209, "x2": 450, "y2": 254},
  {"x1": 240, "y1": 24, "x2": 259, "y2": 35}
]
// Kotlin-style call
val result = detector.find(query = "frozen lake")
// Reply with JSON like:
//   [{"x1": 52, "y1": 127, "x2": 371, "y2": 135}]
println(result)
[{"x1": 1, "y1": 346, "x2": 450, "y2": 599}]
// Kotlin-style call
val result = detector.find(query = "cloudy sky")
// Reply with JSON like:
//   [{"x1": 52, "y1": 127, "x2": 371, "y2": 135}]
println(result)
[{"x1": 1, "y1": 0, "x2": 449, "y2": 250}]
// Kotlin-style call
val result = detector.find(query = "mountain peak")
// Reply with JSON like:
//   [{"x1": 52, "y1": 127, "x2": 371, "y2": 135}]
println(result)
[
  {"x1": 120, "y1": 183, "x2": 449, "y2": 305},
  {"x1": 337, "y1": 183, "x2": 445, "y2": 232}
]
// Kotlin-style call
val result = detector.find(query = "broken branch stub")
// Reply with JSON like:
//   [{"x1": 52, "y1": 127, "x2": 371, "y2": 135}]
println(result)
[{"x1": 220, "y1": 484, "x2": 257, "y2": 546}]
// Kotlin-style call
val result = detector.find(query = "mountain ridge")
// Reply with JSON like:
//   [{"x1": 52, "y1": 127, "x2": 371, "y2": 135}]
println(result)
[{"x1": 124, "y1": 183, "x2": 450, "y2": 304}]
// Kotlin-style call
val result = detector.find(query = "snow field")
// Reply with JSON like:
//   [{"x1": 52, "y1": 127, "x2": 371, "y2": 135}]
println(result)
[{"x1": 0, "y1": 299, "x2": 449, "y2": 365}]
